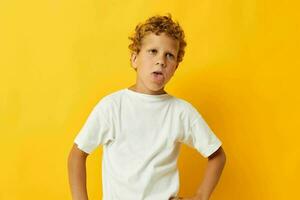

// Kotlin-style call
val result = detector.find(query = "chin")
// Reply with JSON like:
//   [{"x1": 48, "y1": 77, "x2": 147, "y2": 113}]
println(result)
[
  {"x1": 148, "y1": 84, "x2": 163, "y2": 91},
  {"x1": 150, "y1": 87, "x2": 165, "y2": 94},
  {"x1": 144, "y1": 81, "x2": 167, "y2": 93},
  {"x1": 151, "y1": 87, "x2": 162, "y2": 91}
]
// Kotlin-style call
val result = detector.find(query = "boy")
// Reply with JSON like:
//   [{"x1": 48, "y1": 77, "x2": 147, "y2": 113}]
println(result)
[{"x1": 68, "y1": 14, "x2": 226, "y2": 200}]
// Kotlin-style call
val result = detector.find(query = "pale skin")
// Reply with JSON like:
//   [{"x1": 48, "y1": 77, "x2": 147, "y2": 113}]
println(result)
[
  {"x1": 68, "y1": 32, "x2": 226, "y2": 199},
  {"x1": 129, "y1": 32, "x2": 179, "y2": 95}
]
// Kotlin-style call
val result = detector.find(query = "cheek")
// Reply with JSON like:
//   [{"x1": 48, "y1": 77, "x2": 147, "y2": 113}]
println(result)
[
  {"x1": 167, "y1": 64, "x2": 177, "y2": 72},
  {"x1": 166, "y1": 67, "x2": 177, "y2": 77},
  {"x1": 144, "y1": 57, "x2": 154, "y2": 65}
]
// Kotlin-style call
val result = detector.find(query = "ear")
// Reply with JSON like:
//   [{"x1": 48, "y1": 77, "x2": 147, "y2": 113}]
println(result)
[{"x1": 131, "y1": 53, "x2": 138, "y2": 69}]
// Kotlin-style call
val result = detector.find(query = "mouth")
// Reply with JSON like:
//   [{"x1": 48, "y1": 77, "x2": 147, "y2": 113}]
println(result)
[
  {"x1": 152, "y1": 71, "x2": 163, "y2": 75},
  {"x1": 151, "y1": 71, "x2": 164, "y2": 82}
]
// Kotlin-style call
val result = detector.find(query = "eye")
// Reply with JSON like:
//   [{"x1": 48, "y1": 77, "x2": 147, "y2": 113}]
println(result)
[
  {"x1": 148, "y1": 49, "x2": 157, "y2": 54},
  {"x1": 166, "y1": 53, "x2": 174, "y2": 59}
]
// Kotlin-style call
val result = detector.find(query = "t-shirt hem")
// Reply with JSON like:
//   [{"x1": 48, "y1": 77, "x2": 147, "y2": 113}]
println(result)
[
  {"x1": 74, "y1": 140, "x2": 92, "y2": 154},
  {"x1": 201, "y1": 141, "x2": 222, "y2": 158}
]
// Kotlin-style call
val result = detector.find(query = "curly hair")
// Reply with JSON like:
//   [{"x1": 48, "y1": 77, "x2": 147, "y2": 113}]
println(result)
[{"x1": 128, "y1": 14, "x2": 187, "y2": 63}]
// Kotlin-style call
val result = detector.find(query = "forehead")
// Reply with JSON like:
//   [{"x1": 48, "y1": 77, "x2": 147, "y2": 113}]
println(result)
[{"x1": 141, "y1": 33, "x2": 179, "y2": 51}]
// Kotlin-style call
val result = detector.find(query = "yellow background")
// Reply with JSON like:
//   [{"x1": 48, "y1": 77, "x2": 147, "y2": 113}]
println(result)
[{"x1": 1, "y1": 0, "x2": 299, "y2": 199}]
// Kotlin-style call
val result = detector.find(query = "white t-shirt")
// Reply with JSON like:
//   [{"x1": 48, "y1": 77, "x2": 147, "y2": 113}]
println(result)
[{"x1": 74, "y1": 88, "x2": 222, "y2": 200}]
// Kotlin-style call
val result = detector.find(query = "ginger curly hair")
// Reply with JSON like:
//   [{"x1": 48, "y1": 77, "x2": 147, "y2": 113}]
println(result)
[{"x1": 128, "y1": 14, "x2": 187, "y2": 63}]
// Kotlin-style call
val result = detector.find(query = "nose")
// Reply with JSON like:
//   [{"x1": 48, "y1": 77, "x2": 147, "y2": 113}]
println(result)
[{"x1": 156, "y1": 54, "x2": 166, "y2": 67}]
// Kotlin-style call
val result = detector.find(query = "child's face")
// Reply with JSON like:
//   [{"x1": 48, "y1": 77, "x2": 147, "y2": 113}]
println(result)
[{"x1": 131, "y1": 32, "x2": 179, "y2": 95}]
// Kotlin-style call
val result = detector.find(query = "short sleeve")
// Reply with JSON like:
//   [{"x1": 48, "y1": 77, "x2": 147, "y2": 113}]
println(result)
[
  {"x1": 180, "y1": 102, "x2": 222, "y2": 158},
  {"x1": 74, "y1": 99, "x2": 113, "y2": 154}
]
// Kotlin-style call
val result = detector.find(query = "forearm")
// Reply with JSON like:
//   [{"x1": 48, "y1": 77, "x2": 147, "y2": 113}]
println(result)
[
  {"x1": 195, "y1": 147, "x2": 226, "y2": 200},
  {"x1": 68, "y1": 147, "x2": 89, "y2": 200}
]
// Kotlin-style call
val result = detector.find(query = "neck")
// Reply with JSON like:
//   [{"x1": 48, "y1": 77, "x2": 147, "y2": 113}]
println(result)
[{"x1": 128, "y1": 84, "x2": 167, "y2": 95}]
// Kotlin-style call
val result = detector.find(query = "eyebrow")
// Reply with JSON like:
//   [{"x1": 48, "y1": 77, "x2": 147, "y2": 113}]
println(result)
[{"x1": 147, "y1": 47, "x2": 176, "y2": 55}]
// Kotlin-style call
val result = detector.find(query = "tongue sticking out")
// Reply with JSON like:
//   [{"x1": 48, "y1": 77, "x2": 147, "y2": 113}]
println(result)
[{"x1": 152, "y1": 72, "x2": 164, "y2": 82}]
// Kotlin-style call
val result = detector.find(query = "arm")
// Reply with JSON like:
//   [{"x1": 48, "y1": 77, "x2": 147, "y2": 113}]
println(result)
[
  {"x1": 181, "y1": 146, "x2": 226, "y2": 200},
  {"x1": 68, "y1": 144, "x2": 89, "y2": 200}
]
